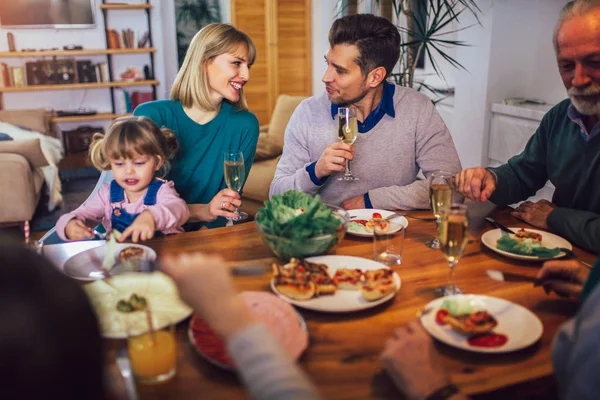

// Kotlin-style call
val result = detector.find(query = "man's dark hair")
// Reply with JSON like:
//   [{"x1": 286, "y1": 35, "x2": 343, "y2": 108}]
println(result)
[
  {"x1": 329, "y1": 13, "x2": 401, "y2": 79},
  {"x1": 0, "y1": 245, "x2": 105, "y2": 399}
]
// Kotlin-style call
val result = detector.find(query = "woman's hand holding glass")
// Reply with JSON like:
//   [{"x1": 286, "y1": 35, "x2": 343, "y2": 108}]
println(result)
[{"x1": 207, "y1": 189, "x2": 242, "y2": 221}]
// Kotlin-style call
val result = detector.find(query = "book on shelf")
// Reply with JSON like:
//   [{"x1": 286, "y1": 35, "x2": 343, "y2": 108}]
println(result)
[
  {"x1": 107, "y1": 29, "x2": 121, "y2": 49},
  {"x1": 95, "y1": 62, "x2": 109, "y2": 83},
  {"x1": 138, "y1": 31, "x2": 150, "y2": 48},
  {"x1": 107, "y1": 28, "x2": 145, "y2": 49},
  {"x1": 131, "y1": 91, "x2": 153, "y2": 110},
  {"x1": 0, "y1": 63, "x2": 10, "y2": 88},
  {"x1": 119, "y1": 89, "x2": 133, "y2": 113},
  {"x1": 11, "y1": 66, "x2": 26, "y2": 87}
]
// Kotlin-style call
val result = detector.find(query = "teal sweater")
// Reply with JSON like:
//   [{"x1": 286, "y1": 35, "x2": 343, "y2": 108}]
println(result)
[
  {"x1": 134, "y1": 100, "x2": 259, "y2": 228},
  {"x1": 489, "y1": 99, "x2": 600, "y2": 253}
]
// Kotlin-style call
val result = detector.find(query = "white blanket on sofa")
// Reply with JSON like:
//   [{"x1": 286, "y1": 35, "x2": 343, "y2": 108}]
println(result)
[{"x1": 0, "y1": 122, "x2": 64, "y2": 211}]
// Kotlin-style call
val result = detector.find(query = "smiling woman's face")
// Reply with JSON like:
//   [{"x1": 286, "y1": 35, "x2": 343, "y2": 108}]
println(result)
[{"x1": 206, "y1": 46, "x2": 251, "y2": 106}]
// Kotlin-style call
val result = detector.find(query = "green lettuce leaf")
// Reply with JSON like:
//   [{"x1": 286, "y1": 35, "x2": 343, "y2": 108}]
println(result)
[{"x1": 496, "y1": 235, "x2": 560, "y2": 258}]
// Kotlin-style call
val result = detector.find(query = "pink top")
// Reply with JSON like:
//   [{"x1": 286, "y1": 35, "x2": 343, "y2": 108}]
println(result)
[{"x1": 56, "y1": 180, "x2": 190, "y2": 241}]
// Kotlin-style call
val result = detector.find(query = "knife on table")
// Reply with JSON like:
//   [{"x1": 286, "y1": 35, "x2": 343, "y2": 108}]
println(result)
[
  {"x1": 485, "y1": 217, "x2": 516, "y2": 235},
  {"x1": 109, "y1": 258, "x2": 269, "y2": 277}
]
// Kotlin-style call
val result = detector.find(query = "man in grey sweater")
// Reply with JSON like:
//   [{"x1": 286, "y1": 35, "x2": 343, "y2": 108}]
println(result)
[{"x1": 270, "y1": 14, "x2": 461, "y2": 210}]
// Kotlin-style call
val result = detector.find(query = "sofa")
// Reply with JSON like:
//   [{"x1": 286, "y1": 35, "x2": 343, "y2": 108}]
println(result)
[
  {"x1": 240, "y1": 94, "x2": 306, "y2": 216},
  {"x1": 0, "y1": 109, "x2": 56, "y2": 226}
]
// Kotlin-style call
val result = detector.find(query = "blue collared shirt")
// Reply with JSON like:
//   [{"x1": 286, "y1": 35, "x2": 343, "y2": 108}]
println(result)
[
  {"x1": 306, "y1": 81, "x2": 396, "y2": 208},
  {"x1": 567, "y1": 104, "x2": 600, "y2": 141},
  {"x1": 330, "y1": 80, "x2": 396, "y2": 132}
]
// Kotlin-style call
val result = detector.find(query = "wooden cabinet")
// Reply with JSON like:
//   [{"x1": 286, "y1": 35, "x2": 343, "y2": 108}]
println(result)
[{"x1": 231, "y1": 0, "x2": 312, "y2": 125}]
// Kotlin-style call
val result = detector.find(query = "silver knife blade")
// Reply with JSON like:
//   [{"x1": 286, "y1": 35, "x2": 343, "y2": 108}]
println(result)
[
  {"x1": 487, "y1": 269, "x2": 539, "y2": 283},
  {"x1": 111, "y1": 258, "x2": 269, "y2": 276},
  {"x1": 116, "y1": 347, "x2": 138, "y2": 400},
  {"x1": 485, "y1": 217, "x2": 516, "y2": 234}
]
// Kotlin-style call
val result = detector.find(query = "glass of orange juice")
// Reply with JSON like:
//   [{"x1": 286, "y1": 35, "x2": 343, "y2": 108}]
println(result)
[{"x1": 127, "y1": 317, "x2": 177, "y2": 384}]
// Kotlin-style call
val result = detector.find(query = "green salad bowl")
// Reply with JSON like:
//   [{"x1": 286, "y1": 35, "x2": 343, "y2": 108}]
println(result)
[{"x1": 255, "y1": 204, "x2": 349, "y2": 261}]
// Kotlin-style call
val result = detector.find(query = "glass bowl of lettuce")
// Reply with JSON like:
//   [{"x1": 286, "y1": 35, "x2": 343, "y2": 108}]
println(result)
[{"x1": 255, "y1": 190, "x2": 349, "y2": 261}]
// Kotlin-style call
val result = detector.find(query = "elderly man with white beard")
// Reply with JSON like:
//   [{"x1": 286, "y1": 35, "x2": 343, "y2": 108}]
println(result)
[{"x1": 454, "y1": 0, "x2": 600, "y2": 253}]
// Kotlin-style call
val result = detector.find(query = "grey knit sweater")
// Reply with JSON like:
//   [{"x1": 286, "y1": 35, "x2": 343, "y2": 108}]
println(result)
[{"x1": 269, "y1": 86, "x2": 462, "y2": 210}]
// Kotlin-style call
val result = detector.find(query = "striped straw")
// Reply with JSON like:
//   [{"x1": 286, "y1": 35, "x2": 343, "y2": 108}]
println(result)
[{"x1": 24, "y1": 220, "x2": 30, "y2": 244}]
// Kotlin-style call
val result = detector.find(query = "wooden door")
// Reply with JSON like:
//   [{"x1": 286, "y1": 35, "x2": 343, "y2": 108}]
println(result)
[{"x1": 231, "y1": 0, "x2": 311, "y2": 125}]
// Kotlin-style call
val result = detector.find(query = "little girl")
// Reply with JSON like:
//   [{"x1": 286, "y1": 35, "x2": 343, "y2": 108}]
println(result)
[{"x1": 56, "y1": 116, "x2": 190, "y2": 243}]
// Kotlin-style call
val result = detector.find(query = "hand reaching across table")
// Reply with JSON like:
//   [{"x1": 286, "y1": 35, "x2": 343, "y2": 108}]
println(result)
[
  {"x1": 535, "y1": 259, "x2": 590, "y2": 299},
  {"x1": 510, "y1": 200, "x2": 556, "y2": 230},
  {"x1": 380, "y1": 320, "x2": 468, "y2": 400},
  {"x1": 454, "y1": 167, "x2": 497, "y2": 203},
  {"x1": 160, "y1": 253, "x2": 254, "y2": 339}
]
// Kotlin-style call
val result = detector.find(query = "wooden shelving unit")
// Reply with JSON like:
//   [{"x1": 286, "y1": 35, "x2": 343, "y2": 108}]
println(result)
[
  {"x1": 0, "y1": 0, "x2": 158, "y2": 155},
  {"x1": 100, "y1": 4, "x2": 152, "y2": 10},
  {"x1": 0, "y1": 48, "x2": 156, "y2": 57},
  {"x1": 0, "y1": 80, "x2": 159, "y2": 93},
  {"x1": 50, "y1": 112, "x2": 130, "y2": 123}
]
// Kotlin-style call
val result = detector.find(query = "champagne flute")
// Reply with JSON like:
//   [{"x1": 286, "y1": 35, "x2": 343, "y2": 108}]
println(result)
[
  {"x1": 438, "y1": 204, "x2": 468, "y2": 296},
  {"x1": 426, "y1": 170, "x2": 454, "y2": 249},
  {"x1": 337, "y1": 107, "x2": 359, "y2": 181},
  {"x1": 223, "y1": 151, "x2": 248, "y2": 222}
]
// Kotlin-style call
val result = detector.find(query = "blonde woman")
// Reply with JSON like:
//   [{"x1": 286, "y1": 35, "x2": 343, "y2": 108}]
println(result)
[{"x1": 134, "y1": 23, "x2": 259, "y2": 229}]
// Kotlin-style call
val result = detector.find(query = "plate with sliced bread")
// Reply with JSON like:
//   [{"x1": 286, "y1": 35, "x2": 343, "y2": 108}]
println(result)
[{"x1": 271, "y1": 255, "x2": 401, "y2": 312}]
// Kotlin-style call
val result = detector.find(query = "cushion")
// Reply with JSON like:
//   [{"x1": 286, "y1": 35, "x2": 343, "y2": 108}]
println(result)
[
  {"x1": 0, "y1": 138, "x2": 48, "y2": 168},
  {"x1": 268, "y1": 95, "x2": 306, "y2": 149},
  {"x1": 0, "y1": 109, "x2": 51, "y2": 134},
  {"x1": 254, "y1": 131, "x2": 283, "y2": 161}
]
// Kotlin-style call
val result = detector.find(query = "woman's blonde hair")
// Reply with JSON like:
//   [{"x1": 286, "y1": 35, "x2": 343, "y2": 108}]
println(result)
[
  {"x1": 170, "y1": 23, "x2": 256, "y2": 111},
  {"x1": 89, "y1": 116, "x2": 178, "y2": 177}
]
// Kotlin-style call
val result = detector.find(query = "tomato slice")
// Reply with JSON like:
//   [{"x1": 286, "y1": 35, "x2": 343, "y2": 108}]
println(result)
[
  {"x1": 435, "y1": 309, "x2": 449, "y2": 325},
  {"x1": 372, "y1": 212, "x2": 382, "y2": 219}
]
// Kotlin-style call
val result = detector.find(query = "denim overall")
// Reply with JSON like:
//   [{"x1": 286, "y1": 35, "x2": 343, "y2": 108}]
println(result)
[{"x1": 110, "y1": 179, "x2": 163, "y2": 233}]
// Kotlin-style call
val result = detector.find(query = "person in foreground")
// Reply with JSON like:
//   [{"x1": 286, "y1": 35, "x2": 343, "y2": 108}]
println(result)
[
  {"x1": 134, "y1": 23, "x2": 259, "y2": 229},
  {"x1": 269, "y1": 14, "x2": 461, "y2": 210},
  {"x1": 380, "y1": 257, "x2": 600, "y2": 400},
  {"x1": 0, "y1": 245, "x2": 104, "y2": 400},
  {"x1": 56, "y1": 116, "x2": 189, "y2": 242},
  {"x1": 454, "y1": 0, "x2": 600, "y2": 253},
  {"x1": 160, "y1": 253, "x2": 321, "y2": 400}
]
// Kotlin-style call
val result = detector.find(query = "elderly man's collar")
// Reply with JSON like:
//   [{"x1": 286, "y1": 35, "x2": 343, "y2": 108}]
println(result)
[{"x1": 567, "y1": 103, "x2": 600, "y2": 141}]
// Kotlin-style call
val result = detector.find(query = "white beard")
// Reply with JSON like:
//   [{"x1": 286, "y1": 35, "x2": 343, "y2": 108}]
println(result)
[{"x1": 568, "y1": 86, "x2": 600, "y2": 116}]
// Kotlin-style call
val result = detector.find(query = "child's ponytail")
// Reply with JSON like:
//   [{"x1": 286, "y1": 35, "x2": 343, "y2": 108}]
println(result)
[{"x1": 88, "y1": 132, "x2": 112, "y2": 171}]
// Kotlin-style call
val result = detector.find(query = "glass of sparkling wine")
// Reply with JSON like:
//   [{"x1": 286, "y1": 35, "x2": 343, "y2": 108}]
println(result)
[
  {"x1": 438, "y1": 204, "x2": 469, "y2": 296},
  {"x1": 224, "y1": 151, "x2": 248, "y2": 222},
  {"x1": 337, "y1": 107, "x2": 359, "y2": 181},
  {"x1": 427, "y1": 170, "x2": 455, "y2": 249}
]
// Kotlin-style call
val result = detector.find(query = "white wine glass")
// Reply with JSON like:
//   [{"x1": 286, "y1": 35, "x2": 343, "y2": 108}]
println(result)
[
  {"x1": 438, "y1": 204, "x2": 468, "y2": 296},
  {"x1": 223, "y1": 151, "x2": 248, "y2": 222},
  {"x1": 337, "y1": 107, "x2": 359, "y2": 181},
  {"x1": 427, "y1": 170, "x2": 455, "y2": 249}
]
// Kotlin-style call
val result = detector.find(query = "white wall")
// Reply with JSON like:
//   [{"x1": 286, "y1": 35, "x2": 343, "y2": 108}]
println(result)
[
  {"x1": 0, "y1": 0, "x2": 175, "y2": 132},
  {"x1": 450, "y1": 0, "x2": 569, "y2": 168}
]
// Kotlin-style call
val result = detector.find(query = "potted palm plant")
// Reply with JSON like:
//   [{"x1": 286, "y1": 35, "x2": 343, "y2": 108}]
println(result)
[
  {"x1": 175, "y1": 0, "x2": 221, "y2": 65},
  {"x1": 340, "y1": 0, "x2": 482, "y2": 95}
]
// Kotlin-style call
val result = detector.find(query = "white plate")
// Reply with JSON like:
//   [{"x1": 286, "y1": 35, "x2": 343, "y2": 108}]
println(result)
[
  {"x1": 346, "y1": 209, "x2": 409, "y2": 237},
  {"x1": 63, "y1": 243, "x2": 157, "y2": 281},
  {"x1": 188, "y1": 293, "x2": 309, "y2": 370},
  {"x1": 420, "y1": 294, "x2": 543, "y2": 353},
  {"x1": 84, "y1": 272, "x2": 193, "y2": 339},
  {"x1": 270, "y1": 255, "x2": 401, "y2": 312},
  {"x1": 481, "y1": 228, "x2": 572, "y2": 261}
]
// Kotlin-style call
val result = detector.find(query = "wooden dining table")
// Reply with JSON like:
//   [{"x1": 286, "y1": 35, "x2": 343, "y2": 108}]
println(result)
[{"x1": 95, "y1": 208, "x2": 596, "y2": 400}]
